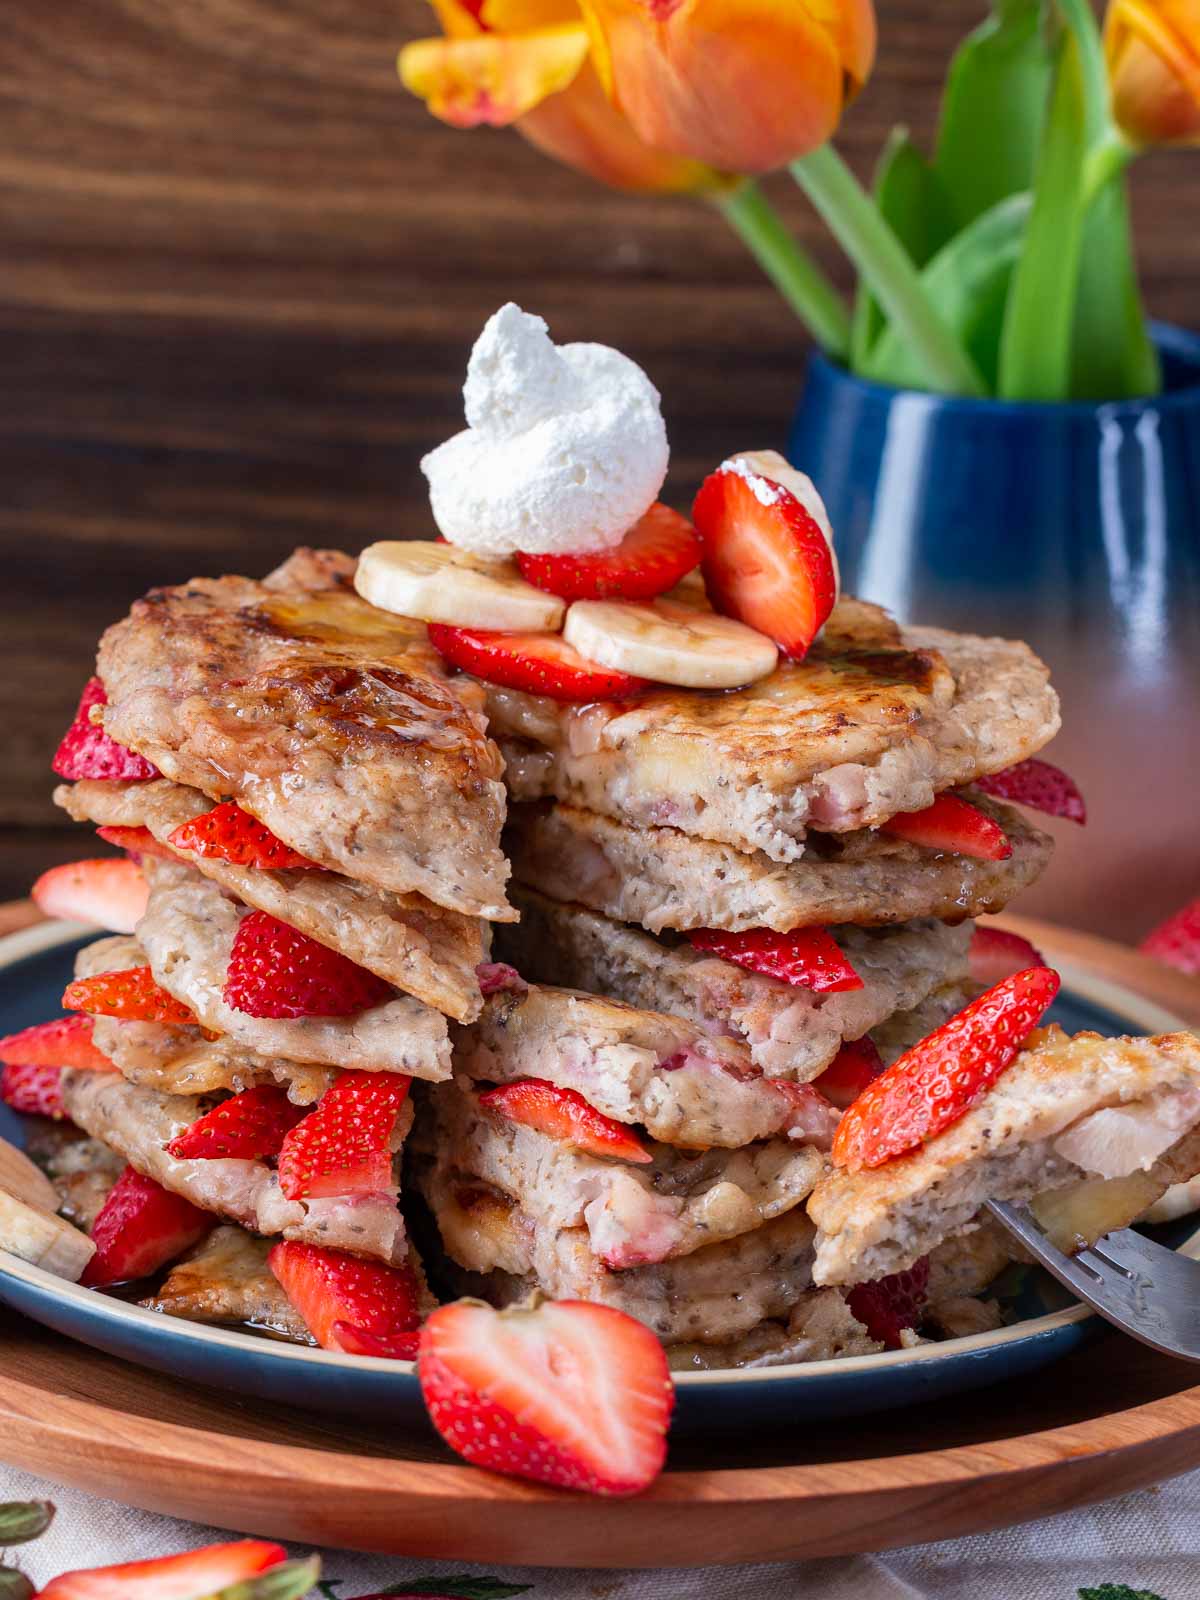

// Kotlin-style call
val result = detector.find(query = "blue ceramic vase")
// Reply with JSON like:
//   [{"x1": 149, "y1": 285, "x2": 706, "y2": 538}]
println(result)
[{"x1": 788, "y1": 324, "x2": 1200, "y2": 940}]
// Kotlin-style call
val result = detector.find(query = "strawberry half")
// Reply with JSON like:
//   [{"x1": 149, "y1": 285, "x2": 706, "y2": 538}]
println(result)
[
  {"x1": 418, "y1": 1297, "x2": 674, "y2": 1496},
  {"x1": 882, "y1": 792, "x2": 1012, "y2": 861},
  {"x1": 36, "y1": 1539, "x2": 289, "y2": 1600},
  {"x1": 169, "y1": 800, "x2": 324, "y2": 871},
  {"x1": 94, "y1": 824, "x2": 178, "y2": 863},
  {"x1": 516, "y1": 503, "x2": 701, "y2": 602},
  {"x1": 268, "y1": 1240, "x2": 423, "y2": 1358},
  {"x1": 832, "y1": 966, "x2": 1061, "y2": 1172},
  {"x1": 1141, "y1": 896, "x2": 1200, "y2": 977},
  {"x1": 0, "y1": 1059, "x2": 67, "y2": 1119},
  {"x1": 63, "y1": 966, "x2": 195, "y2": 1026},
  {"x1": 51, "y1": 677, "x2": 159, "y2": 782},
  {"x1": 847, "y1": 1257, "x2": 931, "y2": 1350},
  {"x1": 0, "y1": 1015, "x2": 115, "y2": 1075},
  {"x1": 813, "y1": 1035, "x2": 885, "y2": 1110},
  {"x1": 166, "y1": 1085, "x2": 308, "y2": 1161},
  {"x1": 692, "y1": 459, "x2": 837, "y2": 660},
  {"x1": 969, "y1": 925, "x2": 1046, "y2": 986},
  {"x1": 427, "y1": 624, "x2": 648, "y2": 703},
  {"x1": 82, "y1": 1166, "x2": 214, "y2": 1287},
  {"x1": 277, "y1": 1070, "x2": 411, "y2": 1200},
  {"x1": 32, "y1": 858, "x2": 149, "y2": 934},
  {"x1": 479, "y1": 1080, "x2": 653, "y2": 1164},
  {"x1": 976, "y1": 757, "x2": 1086, "y2": 824},
  {"x1": 686, "y1": 926, "x2": 862, "y2": 993},
  {"x1": 224, "y1": 911, "x2": 393, "y2": 1019}
]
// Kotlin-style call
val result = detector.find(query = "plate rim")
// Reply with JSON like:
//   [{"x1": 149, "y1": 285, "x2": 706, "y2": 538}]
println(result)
[{"x1": 0, "y1": 918, "x2": 1193, "y2": 1391}]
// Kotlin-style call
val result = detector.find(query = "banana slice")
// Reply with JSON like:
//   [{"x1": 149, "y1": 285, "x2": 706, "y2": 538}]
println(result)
[
  {"x1": 0, "y1": 1187, "x2": 95, "y2": 1280},
  {"x1": 563, "y1": 597, "x2": 778, "y2": 690},
  {"x1": 356, "y1": 541, "x2": 564, "y2": 631},
  {"x1": 0, "y1": 1137, "x2": 60, "y2": 1214}
]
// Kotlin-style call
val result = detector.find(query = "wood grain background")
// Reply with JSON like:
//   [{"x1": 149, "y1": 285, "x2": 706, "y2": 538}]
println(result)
[{"x1": 0, "y1": 2, "x2": 1194, "y2": 903}]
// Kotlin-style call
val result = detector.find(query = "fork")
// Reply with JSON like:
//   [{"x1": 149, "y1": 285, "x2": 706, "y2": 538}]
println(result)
[{"x1": 987, "y1": 1199, "x2": 1200, "y2": 1362}]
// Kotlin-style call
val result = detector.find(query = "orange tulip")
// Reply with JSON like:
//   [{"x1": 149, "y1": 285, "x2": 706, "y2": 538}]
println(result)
[
  {"x1": 400, "y1": 0, "x2": 728, "y2": 192},
  {"x1": 1105, "y1": 0, "x2": 1200, "y2": 146},
  {"x1": 579, "y1": 0, "x2": 877, "y2": 174}
]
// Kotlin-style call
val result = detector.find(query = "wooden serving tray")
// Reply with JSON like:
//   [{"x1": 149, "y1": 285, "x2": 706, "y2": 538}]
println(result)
[{"x1": 0, "y1": 904, "x2": 1198, "y2": 1567}]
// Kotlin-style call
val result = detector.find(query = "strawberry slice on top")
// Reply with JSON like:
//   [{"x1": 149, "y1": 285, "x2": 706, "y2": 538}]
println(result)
[
  {"x1": 418, "y1": 1297, "x2": 674, "y2": 1496},
  {"x1": 277, "y1": 1069, "x2": 411, "y2": 1200},
  {"x1": 269, "y1": 1240, "x2": 423, "y2": 1360},
  {"x1": 0, "y1": 1015, "x2": 115, "y2": 1075},
  {"x1": 832, "y1": 966, "x2": 1061, "y2": 1172},
  {"x1": 169, "y1": 800, "x2": 325, "y2": 871},
  {"x1": 480, "y1": 1079, "x2": 653, "y2": 1164},
  {"x1": 82, "y1": 1166, "x2": 214, "y2": 1288},
  {"x1": 32, "y1": 857, "x2": 149, "y2": 935},
  {"x1": 976, "y1": 757, "x2": 1086, "y2": 824},
  {"x1": 223, "y1": 911, "x2": 392, "y2": 1019},
  {"x1": 882, "y1": 792, "x2": 1012, "y2": 861},
  {"x1": 166, "y1": 1084, "x2": 308, "y2": 1161},
  {"x1": 687, "y1": 926, "x2": 862, "y2": 993},
  {"x1": 517, "y1": 503, "x2": 701, "y2": 602},
  {"x1": 36, "y1": 1540, "x2": 290, "y2": 1600},
  {"x1": 63, "y1": 965, "x2": 196, "y2": 1026},
  {"x1": 52, "y1": 676, "x2": 159, "y2": 782},
  {"x1": 692, "y1": 456, "x2": 837, "y2": 660},
  {"x1": 427, "y1": 623, "x2": 649, "y2": 703}
]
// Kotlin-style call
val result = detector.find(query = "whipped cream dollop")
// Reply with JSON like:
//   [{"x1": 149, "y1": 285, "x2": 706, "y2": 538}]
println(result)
[{"x1": 421, "y1": 303, "x2": 669, "y2": 557}]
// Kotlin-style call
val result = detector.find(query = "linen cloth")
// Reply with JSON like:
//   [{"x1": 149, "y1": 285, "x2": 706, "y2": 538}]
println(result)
[{"x1": 2, "y1": 1460, "x2": 1197, "y2": 1597}]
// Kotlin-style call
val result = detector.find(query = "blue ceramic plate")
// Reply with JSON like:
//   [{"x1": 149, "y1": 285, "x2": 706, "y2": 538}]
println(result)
[{"x1": 0, "y1": 920, "x2": 1194, "y2": 1438}]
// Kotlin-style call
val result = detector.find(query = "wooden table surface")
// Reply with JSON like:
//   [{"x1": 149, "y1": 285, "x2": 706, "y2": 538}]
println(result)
[{"x1": 1, "y1": 2, "x2": 1195, "y2": 902}]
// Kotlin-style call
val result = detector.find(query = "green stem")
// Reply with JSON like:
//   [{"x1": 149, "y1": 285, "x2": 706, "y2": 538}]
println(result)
[
  {"x1": 789, "y1": 143, "x2": 987, "y2": 397},
  {"x1": 1082, "y1": 129, "x2": 1136, "y2": 211},
  {"x1": 714, "y1": 182, "x2": 851, "y2": 361}
]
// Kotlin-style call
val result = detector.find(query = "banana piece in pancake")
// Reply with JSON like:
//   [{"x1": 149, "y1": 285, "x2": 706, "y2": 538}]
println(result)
[
  {"x1": 809, "y1": 1026, "x2": 1200, "y2": 1287},
  {"x1": 93, "y1": 548, "x2": 512, "y2": 920},
  {"x1": 504, "y1": 794, "x2": 1052, "y2": 934},
  {"x1": 57, "y1": 778, "x2": 486, "y2": 1023},
  {"x1": 136, "y1": 861, "x2": 452, "y2": 1081},
  {"x1": 495, "y1": 888, "x2": 973, "y2": 1081}
]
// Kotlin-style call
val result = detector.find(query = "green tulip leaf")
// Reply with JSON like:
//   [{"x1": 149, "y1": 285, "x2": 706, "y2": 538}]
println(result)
[
  {"x1": 850, "y1": 128, "x2": 953, "y2": 374},
  {"x1": 1070, "y1": 177, "x2": 1160, "y2": 398},
  {"x1": 202, "y1": 1555, "x2": 322, "y2": 1600},
  {"x1": 863, "y1": 192, "x2": 1030, "y2": 393},
  {"x1": 0, "y1": 1568, "x2": 34, "y2": 1600},
  {"x1": 0, "y1": 1503, "x2": 54, "y2": 1547},
  {"x1": 935, "y1": 0, "x2": 1055, "y2": 230}
]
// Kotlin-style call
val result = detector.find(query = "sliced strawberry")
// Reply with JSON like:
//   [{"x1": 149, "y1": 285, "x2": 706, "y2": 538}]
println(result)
[
  {"x1": 517, "y1": 503, "x2": 701, "y2": 602},
  {"x1": 976, "y1": 758, "x2": 1086, "y2": 825},
  {"x1": 427, "y1": 624, "x2": 648, "y2": 703},
  {"x1": 63, "y1": 965, "x2": 195, "y2": 1026},
  {"x1": 418, "y1": 1297, "x2": 673, "y2": 1496},
  {"x1": 476, "y1": 961, "x2": 528, "y2": 996},
  {"x1": 813, "y1": 1035, "x2": 885, "y2": 1110},
  {"x1": 277, "y1": 1070, "x2": 411, "y2": 1201},
  {"x1": 223, "y1": 911, "x2": 393, "y2": 1019},
  {"x1": 969, "y1": 925, "x2": 1046, "y2": 986},
  {"x1": 692, "y1": 460, "x2": 837, "y2": 660},
  {"x1": 1141, "y1": 896, "x2": 1200, "y2": 977},
  {"x1": 686, "y1": 926, "x2": 862, "y2": 993},
  {"x1": 31, "y1": 858, "x2": 148, "y2": 934},
  {"x1": 882, "y1": 792, "x2": 1012, "y2": 862},
  {"x1": 94, "y1": 824, "x2": 178, "y2": 864},
  {"x1": 169, "y1": 800, "x2": 324, "y2": 871},
  {"x1": 36, "y1": 1539, "x2": 289, "y2": 1599},
  {"x1": 166, "y1": 1085, "x2": 308, "y2": 1161},
  {"x1": 81, "y1": 1166, "x2": 214, "y2": 1287},
  {"x1": 0, "y1": 1015, "x2": 115, "y2": 1074},
  {"x1": 479, "y1": 1080, "x2": 653, "y2": 1164},
  {"x1": 51, "y1": 676, "x2": 159, "y2": 782},
  {"x1": 832, "y1": 966, "x2": 1061, "y2": 1172},
  {"x1": 268, "y1": 1240, "x2": 423, "y2": 1358},
  {"x1": 847, "y1": 1257, "x2": 931, "y2": 1350},
  {"x1": 1, "y1": 1059, "x2": 67, "y2": 1119}
]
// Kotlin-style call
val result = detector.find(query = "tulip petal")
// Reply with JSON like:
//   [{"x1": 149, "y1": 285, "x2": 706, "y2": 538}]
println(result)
[
  {"x1": 579, "y1": 0, "x2": 860, "y2": 172},
  {"x1": 518, "y1": 57, "x2": 731, "y2": 190},
  {"x1": 482, "y1": 0, "x2": 584, "y2": 28},
  {"x1": 400, "y1": 23, "x2": 592, "y2": 127},
  {"x1": 1106, "y1": 0, "x2": 1200, "y2": 147}
]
